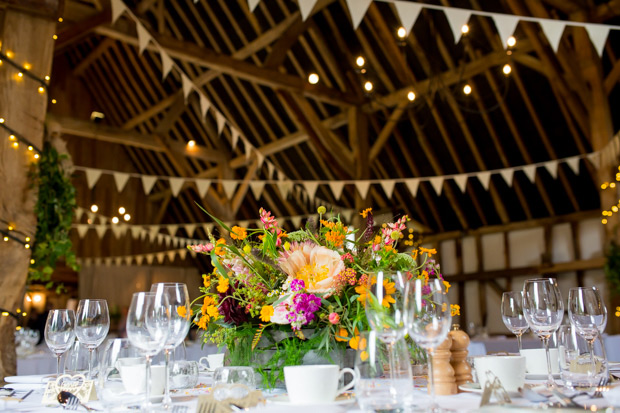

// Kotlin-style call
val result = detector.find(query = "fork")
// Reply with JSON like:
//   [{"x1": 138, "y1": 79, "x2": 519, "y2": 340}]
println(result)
[
  {"x1": 64, "y1": 394, "x2": 79, "y2": 411},
  {"x1": 196, "y1": 399, "x2": 218, "y2": 413},
  {"x1": 172, "y1": 405, "x2": 189, "y2": 413}
]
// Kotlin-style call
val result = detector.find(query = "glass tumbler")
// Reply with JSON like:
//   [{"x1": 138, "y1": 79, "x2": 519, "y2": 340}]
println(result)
[{"x1": 558, "y1": 325, "x2": 608, "y2": 390}]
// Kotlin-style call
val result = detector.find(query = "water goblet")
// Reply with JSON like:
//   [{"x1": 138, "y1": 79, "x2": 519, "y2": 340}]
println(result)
[
  {"x1": 522, "y1": 278, "x2": 564, "y2": 388},
  {"x1": 406, "y1": 278, "x2": 452, "y2": 412},
  {"x1": 501, "y1": 291, "x2": 529, "y2": 352},
  {"x1": 126, "y1": 292, "x2": 170, "y2": 411},
  {"x1": 567, "y1": 287, "x2": 607, "y2": 376},
  {"x1": 150, "y1": 282, "x2": 191, "y2": 410},
  {"x1": 75, "y1": 299, "x2": 110, "y2": 379},
  {"x1": 364, "y1": 270, "x2": 408, "y2": 344},
  {"x1": 44, "y1": 309, "x2": 76, "y2": 378}
]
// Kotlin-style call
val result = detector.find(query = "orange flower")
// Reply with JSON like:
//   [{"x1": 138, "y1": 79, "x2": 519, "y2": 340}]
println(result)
[
  {"x1": 451, "y1": 304, "x2": 460, "y2": 316},
  {"x1": 214, "y1": 238, "x2": 226, "y2": 256},
  {"x1": 355, "y1": 284, "x2": 370, "y2": 305},
  {"x1": 260, "y1": 305, "x2": 274, "y2": 322},
  {"x1": 381, "y1": 279, "x2": 396, "y2": 308},
  {"x1": 196, "y1": 315, "x2": 209, "y2": 330},
  {"x1": 202, "y1": 274, "x2": 211, "y2": 289},
  {"x1": 217, "y1": 276, "x2": 229, "y2": 293},
  {"x1": 335, "y1": 328, "x2": 349, "y2": 342},
  {"x1": 419, "y1": 247, "x2": 437, "y2": 257},
  {"x1": 360, "y1": 350, "x2": 369, "y2": 361},
  {"x1": 176, "y1": 306, "x2": 192, "y2": 319},
  {"x1": 349, "y1": 329, "x2": 366, "y2": 350},
  {"x1": 326, "y1": 231, "x2": 345, "y2": 247},
  {"x1": 230, "y1": 226, "x2": 247, "y2": 240},
  {"x1": 443, "y1": 280, "x2": 451, "y2": 293},
  {"x1": 359, "y1": 208, "x2": 372, "y2": 218}
]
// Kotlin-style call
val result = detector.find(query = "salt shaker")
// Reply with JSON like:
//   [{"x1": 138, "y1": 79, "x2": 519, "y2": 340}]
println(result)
[
  {"x1": 430, "y1": 334, "x2": 457, "y2": 395},
  {"x1": 449, "y1": 324, "x2": 473, "y2": 391}
]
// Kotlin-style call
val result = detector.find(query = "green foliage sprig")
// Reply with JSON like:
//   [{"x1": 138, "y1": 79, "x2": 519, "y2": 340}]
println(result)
[{"x1": 28, "y1": 142, "x2": 79, "y2": 289}]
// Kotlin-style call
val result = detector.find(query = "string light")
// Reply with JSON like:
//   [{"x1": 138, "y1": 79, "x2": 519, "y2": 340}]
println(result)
[
  {"x1": 407, "y1": 91, "x2": 416, "y2": 101},
  {"x1": 463, "y1": 84, "x2": 472, "y2": 95},
  {"x1": 118, "y1": 207, "x2": 126, "y2": 214},
  {"x1": 17, "y1": 72, "x2": 23, "y2": 78},
  {"x1": 51, "y1": 99, "x2": 57, "y2": 104},
  {"x1": 0, "y1": 118, "x2": 4, "y2": 123},
  {"x1": 44, "y1": 76, "x2": 50, "y2": 81},
  {"x1": 187, "y1": 140, "x2": 196, "y2": 148},
  {"x1": 111, "y1": 217, "x2": 119, "y2": 224},
  {"x1": 123, "y1": 213, "x2": 131, "y2": 221},
  {"x1": 397, "y1": 26, "x2": 407, "y2": 40},
  {"x1": 364, "y1": 81, "x2": 373, "y2": 92},
  {"x1": 308, "y1": 73, "x2": 319, "y2": 84},
  {"x1": 507, "y1": 36, "x2": 517, "y2": 47},
  {"x1": 90, "y1": 204, "x2": 99, "y2": 213},
  {"x1": 461, "y1": 24, "x2": 469, "y2": 34},
  {"x1": 503, "y1": 64, "x2": 512, "y2": 75},
  {"x1": 38, "y1": 86, "x2": 45, "y2": 94},
  {"x1": 58, "y1": 17, "x2": 63, "y2": 22},
  {"x1": 356, "y1": 56, "x2": 365, "y2": 67},
  {"x1": 603, "y1": 218, "x2": 608, "y2": 225},
  {"x1": 52, "y1": 34, "x2": 57, "y2": 40}
]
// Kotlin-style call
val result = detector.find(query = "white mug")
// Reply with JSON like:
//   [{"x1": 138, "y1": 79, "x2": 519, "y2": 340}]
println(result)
[
  {"x1": 520, "y1": 348, "x2": 560, "y2": 375},
  {"x1": 116, "y1": 361, "x2": 165, "y2": 396},
  {"x1": 474, "y1": 355, "x2": 526, "y2": 393},
  {"x1": 284, "y1": 364, "x2": 358, "y2": 404},
  {"x1": 199, "y1": 353, "x2": 224, "y2": 371}
]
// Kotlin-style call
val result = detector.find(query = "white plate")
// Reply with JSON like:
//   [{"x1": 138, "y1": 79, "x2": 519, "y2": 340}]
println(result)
[
  {"x1": 267, "y1": 393, "x2": 356, "y2": 406},
  {"x1": 526, "y1": 373, "x2": 561, "y2": 380},
  {"x1": 458, "y1": 382, "x2": 483, "y2": 394}
]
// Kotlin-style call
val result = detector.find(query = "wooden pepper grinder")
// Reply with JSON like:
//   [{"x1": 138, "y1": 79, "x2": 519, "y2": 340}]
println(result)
[
  {"x1": 449, "y1": 324, "x2": 473, "y2": 391},
  {"x1": 430, "y1": 334, "x2": 457, "y2": 395}
]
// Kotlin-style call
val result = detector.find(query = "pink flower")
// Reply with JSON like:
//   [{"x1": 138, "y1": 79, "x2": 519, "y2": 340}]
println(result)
[
  {"x1": 270, "y1": 297, "x2": 292, "y2": 324},
  {"x1": 278, "y1": 242, "x2": 344, "y2": 295},
  {"x1": 329, "y1": 313, "x2": 340, "y2": 324},
  {"x1": 190, "y1": 243, "x2": 214, "y2": 253},
  {"x1": 259, "y1": 208, "x2": 279, "y2": 232}
]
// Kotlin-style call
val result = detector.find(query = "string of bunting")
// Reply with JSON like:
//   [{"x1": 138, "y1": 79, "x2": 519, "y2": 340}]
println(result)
[
  {"x1": 246, "y1": 0, "x2": 618, "y2": 56},
  {"x1": 109, "y1": 0, "x2": 335, "y2": 211},
  {"x1": 76, "y1": 248, "x2": 193, "y2": 268},
  {"x1": 73, "y1": 152, "x2": 600, "y2": 202}
]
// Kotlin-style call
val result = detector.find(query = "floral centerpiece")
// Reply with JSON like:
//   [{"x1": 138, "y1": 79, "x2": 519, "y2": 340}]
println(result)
[{"x1": 188, "y1": 206, "x2": 458, "y2": 387}]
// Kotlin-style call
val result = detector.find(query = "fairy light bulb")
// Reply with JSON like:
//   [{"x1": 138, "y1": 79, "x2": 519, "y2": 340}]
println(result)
[
  {"x1": 356, "y1": 56, "x2": 365, "y2": 67},
  {"x1": 124, "y1": 213, "x2": 131, "y2": 221},
  {"x1": 611, "y1": 183, "x2": 617, "y2": 188},
  {"x1": 33, "y1": 154, "x2": 39, "y2": 159},
  {"x1": 397, "y1": 26, "x2": 407, "y2": 40},
  {"x1": 112, "y1": 217, "x2": 119, "y2": 224},
  {"x1": 58, "y1": 17, "x2": 63, "y2": 22},
  {"x1": 0, "y1": 118, "x2": 4, "y2": 123},
  {"x1": 407, "y1": 91, "x2": 416, "y2": 101},
  {"x1": 51, "y1": 99, "x2": 57, "y2": 104},
  {"x1": 90, "y1": 204, "x2": 99, "y2": 213},
  {"x1": 12, "y1": 141, "x2": 18, "y2": 149},
  {"x1": 187, "y1": 140, "x2": 196, "y2": 148},
  {"x1": 603, "y1": 218, "x2": 608, "y2": 224},
  {"x1": 3, "y1": 236, "x2": 8, "y2": 242},
  {"x1": 17, "y1": 72, "x2": 23, "y2": 78},
  {"x1": 308, "y1": 73, "x2": 319, "y2": 84},
  {"x1": 24, "y1": 243, "x2": 30, "y2": 249},
  {"x1": 52, "y1": 34, "x2": 58, "y2": 40},
  {"x1": 9, "y1": 134, "x2": 15, "y2": 141},
  {"x1": 6, "y1": 51, "x2": 13, "y2": 59},
  {"x1": 45, "y1": 76, "x2": 50, "y2": 81},
  {"x1": 364, "y1": 81, "x2": 373, "y2": 92},
  {"x1": 507, "y1": 36, "x2": 517, "y2": 47},
  {"x1": 118, "y1": 207, "x2": 126, "y2": 214},
  {"x1": 503, "y1": 64, "x2": 512, "y2": 75},
  {"x1": 7, "y1": 225, "x2": 13, "y2": 231},
  {"x1": 23, "y1": 63, "x2": 31, "y2": 70},
  {"x1": 30, "y1": 259, "x2": 35, "y2": 264},
  {"x1": 28, "y1": 146, "x2": 33, "y2": 151},
  {"x1": 25, "y1": 237, "x2": 30, "y2": 242},
  {"x1": 461, "y1": 24, "x2": 469, "y2": 34},
  {"x1": 38, "y1": 86, "x2": 45, "y2": 94},
  {"x1": 463, "y1": 84, "x2": 472, "y2": 95}
]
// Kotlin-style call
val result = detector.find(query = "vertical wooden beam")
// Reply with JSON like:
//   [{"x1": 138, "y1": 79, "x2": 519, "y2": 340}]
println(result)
[
  {"x1": 455, "y1": 238, "x2": 467, "y2": 328},
  {"x1": 475, "y1": 235, "x2": 487, "y2": 328},
  {"x1": 350, "y1": 106, "x2": 369, "y2": 228},
  {"x1": 0, "y1": 4, "x2": 57, "y2": 378}
]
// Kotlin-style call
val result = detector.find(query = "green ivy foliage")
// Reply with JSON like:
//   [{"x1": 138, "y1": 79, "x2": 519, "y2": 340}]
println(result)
[
  {"x1": 605, "y1": 241, "x2": 620, "y2": 297},
  {"x1": 28, "y1": 142, "x2": 79, "y2": 290}
]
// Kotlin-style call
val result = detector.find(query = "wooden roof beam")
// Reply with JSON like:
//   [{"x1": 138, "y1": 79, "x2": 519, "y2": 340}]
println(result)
[{"x1": 94, "y1": 24, "x2": 362, "y2": 106}]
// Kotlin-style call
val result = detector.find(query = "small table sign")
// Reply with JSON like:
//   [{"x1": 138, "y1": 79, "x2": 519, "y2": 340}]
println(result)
[{"x1": 41, "y1": 374, "x2": 97, "y2": 404}]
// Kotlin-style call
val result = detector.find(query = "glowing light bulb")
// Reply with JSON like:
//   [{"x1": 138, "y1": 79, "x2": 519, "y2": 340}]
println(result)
[
  {"x1": 118, "y1": 207, "x2": 126, "y2": 214},
  {"x1": 23, "y1": 63, "x2": 31, "y2": 70},
  {"x1": 612, "y1": 206, "x2": 618, "y2": 213},
  {"x1": 124, "y1": 213, "x2": 131, "y2": 221},
  {"x1": 308, "y1": 73, "x2": 319, "y2": 84},
  {"x1": 603, "y1": 218, "x2": 608, "y2": 224},
  {"x1": 30, "y1": 259, "x2": 35, "y2": 264},
  {"x1": 9, "y1": 135, "x2": 15, "y2": 141},
  {"x1": 32, "y1": 295, "x2": 42, "y2": 303},
  {"x1": 0, "y1": 118, "x2": 4, "y2": 123},
  {"x1": 3, "y1": 237, "x2": 8, "y2": 242},
  {"x1": 407, "y1": 91, "x2": 415, "y2": 101},
  {"x1": 112, "y1": 217, "x2": 119, "y2": 224},
  {"x1": 38, "y1": 86, "x2": 45, "y2": 94},
  {"x1": 463, "y1": 84, "x2": 472, "y2": 95},
  {"x1": 187, "y1": 140, "x2": 196, "y2": 148},
  {"x1": 58, "y1": 17, "x2": 63, "y2": 22},
  {"x1": 51, "y1": 99, "x2": 57, "y2": 104},
  {"x1": 507, "y1": 36, "x2": 517, "y2": 47},
  {"x1": 15, "y1": 326, "x2": 21, "y2": 331},
  {"x1": 34, "y1": 154, "x2": 39, "y2": 159},
  {"x1": 7, "y1": 225, "x2": 13, "y2": 231},
  {"x1": 24, "y1": 244, "x2": 30, "y2": 249},
  {"x1": 45, "y1": 76, "x2": 50, "y2": 81},
  {"x1": 364, "y1": 81, "x2": 373, "y2": 92},
  {"x1": 12, "y1": 141, "x2": 18, "y2": 148},
  {"x1": 90, "y1": 204, "x2": 99, "y2": 213},
  {"x1": 612, "y1": 183, "x2": 617, "y2": 188},
  {"x1": 356, "y1": 56, "x2": 365, "y2": 67},
  {"x1": 461, "y1": 24, "x2": 469, "y2": 34},
  {"x1": 17, "y1": 72, "x2": 23, "y2": 78},
  {"x1": 25, "y1": 237, "x2": 30, "y2": 242},
  {"x1": 602, "y1": 183, "x2": 609, "y2": 189},
  {"x1": 52, "y1": 34, "x2": 58, "y2": 40},
  {"x1": 22, "y1": 312, "x2": 26, "y2": 316},
  {"x1": 397, "y1": 26, "x2": 407, "y2": 39},
  {"x1": 6, "y1": 51, "x2": 13, "y2": 59},
  {"x1": 503, "y1": 64, "x2": 512, "y2": 75}
]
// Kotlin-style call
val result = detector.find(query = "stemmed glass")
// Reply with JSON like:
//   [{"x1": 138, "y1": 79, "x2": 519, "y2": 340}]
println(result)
[
  {"x1": 406, "y1": 278, "x2": 452, "y2": 412},
  {"x1": 44, "y1": 309, "x2": 76, "y2": 378},
  {"x1": 522, "y1": 278, "x2": 564, "y2": 388},
  {"x1": 567, "y1": 287, "x2": 607, "y2": 376},
  {"x1": 501, "y1": 291, "x2": 529, "y2": 352},
  {"x1": 126, "y1": 292, "x2": 170, "y2": 411},
  {"x1": 75, "y1": 299, "x2": 110, "y2": 379},
  {"x1": 150, "y1": 283, "x2": 191, "y2": 410},
  {"x1": 364, "y1": 270, "x2": 408, "y2": 344}
]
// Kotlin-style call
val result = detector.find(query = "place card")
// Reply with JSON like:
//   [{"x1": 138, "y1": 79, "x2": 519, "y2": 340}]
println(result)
[
  {"x1": 479, "y1": 371, "x2": 511, "y2": 407},
  {"x1": 41, "y1": 374, "x2": 97, "y2": 405}
]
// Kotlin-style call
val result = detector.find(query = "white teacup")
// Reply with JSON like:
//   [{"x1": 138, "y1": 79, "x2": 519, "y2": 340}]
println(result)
[
  {"x1": 474, "y1": 355, "x2": 526, "y2": 393},
  {"x1": 284, "y1": 364, "x2": 358, "y2": 405},
  {"x1": 520, "y1": 348, "x2": 560, "y2": 375},
  {"x1": 199, "y1": 353, "x2": 225, "y2": 371},
  {"x1": 116, "y1": 361, "x2": 166, "y2": 396}
]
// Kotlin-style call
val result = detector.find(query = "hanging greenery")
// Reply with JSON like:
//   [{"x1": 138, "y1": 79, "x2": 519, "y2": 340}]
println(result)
[
  {"x1": 605, "y1": 241, "x2": 620, "y2": 296},
  {"x1": 28, "y1": 141, "x2": 79, "y2": 289}
]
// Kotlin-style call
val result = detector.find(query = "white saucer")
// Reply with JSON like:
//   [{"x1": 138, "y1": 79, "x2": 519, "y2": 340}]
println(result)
[
  {"x1": 267, "y1": 393, "x2": 356, "y2": 406},
  {"x1": 525, "y1": 373, "x2": 561, "y2": 380},
  {"x1": 458, "y1": 382, "x2": 483, "y2": 394}
]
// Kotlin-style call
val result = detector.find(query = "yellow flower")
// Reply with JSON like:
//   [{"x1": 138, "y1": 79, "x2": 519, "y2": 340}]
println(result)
[
  {"x1": 202, "y1": 274, "x2": 211, "y2": 289},
  {"x1": 317, "y1": 206, "x2": 327, "y2": 215},
  {"x1": 381, "y1": 279, "x2": 396, "y2": 308},
  {"x1": 360, "y1": 350, "x2": 369, "y2": 362},
  {"x1": 176, "y1": 306, "x2": 192, "y2": 319},
  {"x1": 260, "y1": 305, "x2": 274, "y2": 322},
  {"x1": 335, "y1": 328, "x2": 349, "y2": 342},
  {"x1": 359, "y1": 208, "x2": 372, "y2": 218},
  {"x1": 214, "y1": 238, "x2": 226, "y2": 256},
  {"x1": 349, "y1": 330, "x2": 365, "y2": 350},
  {"x1": 201, "y1": 296, "x2": 216, "y2": 315},
  {"x1": 284, "y1": 241, "x2": 291, "y2": 251},
  {"x1": 355, "y1": 284, "x2": 369, "y2": 305},
  {"x1": 197, "y1": 315, "x2": 209, "y2": 330},
  {"x1": 243, "y1": 244, "x2": 252, "y2": 254},
  {"x1": 217, "y1": 276, "x2": 229, "y2": 293},
  {"x1": 443, "y1": 280, "x2": 451, "y2": 293},
  {"x1": 206, "y1": 305, "x2": 220, "y2": 319},
  {"x1": 230, "y1": 226, "x2": 247, "y2": 240},
  {"x1": 419, "y1": 247, "x2": 437, "y2": 257},
  {"x1": 421, "y1": 270, "x2": 429, "y2": 284},
  {"x1": 451, "y1": 304, "x2": 460, "y2": 317},
  {"x1": 325, "y1": 231, "x2": 345, "y2": 247}
]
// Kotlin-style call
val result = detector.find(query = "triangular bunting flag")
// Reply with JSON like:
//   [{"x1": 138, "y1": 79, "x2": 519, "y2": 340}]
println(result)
[
  {"x1": 77, "y1": 224, "x2": 89, "y2": 239},
  {"x1": 215, "y1": 111, "x2": 226, "y2": 135},
  {"x1": 75, "y1": 207, "x2": 84, "y2": 222},
  {"x1": 539, "y1": 19, "x2": 565, "y2": 52},
  {"x1": 172, "y1": 237, "x2": 179, "y2": 248},
  {"x1": 167, "y1": 225, "x2": 178, "y2": 236},
  {"x1": 146, "y1": 254, "x2": 154, "y2": 265},
  {"x1": 267, "y1": 162, "x2": 275, "y2": 179},
  {"x1": 184, "y1": 224, "x2": 196, "y2": 237},
  {"x1": 255, "y1": 150, "x2": 265, "y2": 169},
  {"x1": 587, "y1": 152, "x2": 601, "y2": 169},
  {"x1": 141, "y1": 175, "x2": 158, "y2": 194},
  {"x1": 195, "y1": 179, "x2": 211, "y2": 198},
  {"x1": 342, "y1": 210, "x2": 353, "y2": 224},
  {"x1": 242, "y1": 137, "x2": 253, "y2": 160},
  {"x1": 104, "y1": 258, "x2": 112, "y2": 267},
  {"x1": 114, "y1": 256, "x2": 123, "y2": 266},
  {"x1": 248, "y1": 0, "x2": 260, "y2": 12},
  {"x1": 499, "y1": 168, "x2": 514, "y2": 187},
  {"x1": 355, "y1": 180, "x2": 371, "y2": 199},
  {"x1": 95, "y1": 225, "x2": 107, "y2": 239},
  {"x1": 179, "y1": 249, "x2": 187, "y2": 260},
  {"x1": 203, "y1": 223, "x2": 214, "y2": 234},
  {"x1": 230, "y1": 127, "x2": 240, "y2": 149},
  {"x1": 249, "y1": 181, "x2": 265, "y2": 199},
  {"x1": 303, "y1": 181, "x2": 319, "y2": 201},
  {"x1": 405, "y1": 179, "x2": 420, "y2": 197},
  {"x1": 585, "y1": 24, "x2": 610, "y2": 57},
  {"x1": 565, "y1": 156, "x2": 580, "y2": 174},
  {"x1": 329, "y1": 181, "x2": 345, "y2": 200},
  {"x1": 87, "y1": 212, "x2": 97, "y2": 224},
  {"x1": 297, "y1": 0, "x2": 317, "y2": 21},
  {"x1": 136, "y1": 255, "x2": 144, "y2": 266},
  {"x1": 136, "y1": 22, "x2": 151, "y2": 55},
  {"x1": 167, "y1": 250, "x2": 177, "y2": 262},
  {"x1": 156, "y1": 233, "x2": 164, "y2": 244},
  {"x1": 130, "y1": 226, "x2": 142, "y2": 239},
  {"x1": 85, "y1": 169, "x2": 102, "y2": 189},
  {"x1": 345, "y1": 0, "x2": 372, "y2": 30},
  {"x1": 492, "y1": 14, "x2": 520, "y2": 49},
  {"x1": 111, "y1": 225, "x2": 122, "y2": 239},
  {"x1": 429, "y1": 177, "x2": 444, "y2": 195},
  {"x1": 291, "y1": 216, "x2": 302, "y2": 228},
  {"x1": 181, "y1": 73, "x2": 194, "y2": 101},
  {"x1": 221, "y1": 180, "x2": 238, "y2": 199},
  {"x1": 199, "y1": 93, "x2": 211, "y2": 118},
  {"x1": 149, "y1": 225, "x2": 160, "y2": 239},
  {"x1": 444, "y1": 8, "x2": 472, "y2": 43},
  {"x1": 277, "y1": 181, "x2": 294, "y2": 198},
  {"x1": 157, "y1": 252, "x2": 166, "y2": 264},
  {"x1": 394, "y1": 1, "x2": 422, "y2": 37},
  {"x1": 477, "y1": 172, "x2": 491, "y2": 190},
  {"x1": 545, "y1": 161, "x2": 559, "y2": 179},
  {"x1": 169, "y1": 177, "x2": 185, "y2": 197},
  {"x1": 111, "y1": 0, "x2": 126, "y2": 23},
  {"x1": 94, "y1": 258, "x2": 102, "y2": 266},
  {"x1": 158, "y1": 45, "x2": 174, "y2": 80},
  {"x1": 522, "y1": 165, "x2": 537, "y2": 182},
  {"x1": 113, "y1": 172, "x2": 130, "y2": 193},
  {"x1": 380, "y1": 180, "x2": 396, "y2": 199},
  {"x1": 119, "y1": 224, "x2": 128, "y2": 237},
  {"x1": 453, "y1": 175, "x2": 468, "y2": 192}
]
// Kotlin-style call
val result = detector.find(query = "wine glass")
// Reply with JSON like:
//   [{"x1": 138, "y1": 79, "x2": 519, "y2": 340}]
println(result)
[
  {"x1": 75, "y1": 299, "x2": 110, "y2": 379},
  {"x1": 150, "y1": 282, "x2": 191, "y2": 410},
  {"x1": 567, "y1": 287, "x2": 607, "y2": 376},
  {"x1": 364, "y1": 270, "x2": 408, "y2": 344},
  {"x1": 522, "y1": 278, "x2": 564, "y2": 388},
  {"x1": 126, "y1": 292, "x2": 170, "y2": 411},
  {"x1": 501, "y1": 291, "x2": 529, "y2": 352},
  {"x1": 406, "y1": 278, "x2": 452, "y2": 412},
  {"x1": 44, "y1": 309, "x2": 76, "y2": 378}
]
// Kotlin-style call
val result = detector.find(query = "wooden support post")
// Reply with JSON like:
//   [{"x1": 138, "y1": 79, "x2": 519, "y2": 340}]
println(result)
[{"x1": 0, "y1": 3, "x2": 57, "y2": 379}]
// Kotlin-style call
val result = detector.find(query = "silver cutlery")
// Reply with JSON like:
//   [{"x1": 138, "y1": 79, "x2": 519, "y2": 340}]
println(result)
[
  {"x1": 172, "y1": 405, "x2": 189, "y2": 413},
  {"x1": 57, "y1": 391, "x2": 100, "y2": 411}
]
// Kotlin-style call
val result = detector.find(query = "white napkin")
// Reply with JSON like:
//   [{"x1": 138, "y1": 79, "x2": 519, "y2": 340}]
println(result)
[{"x1": 4, "y1": 374, "x2": 53, "y2": 384}]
